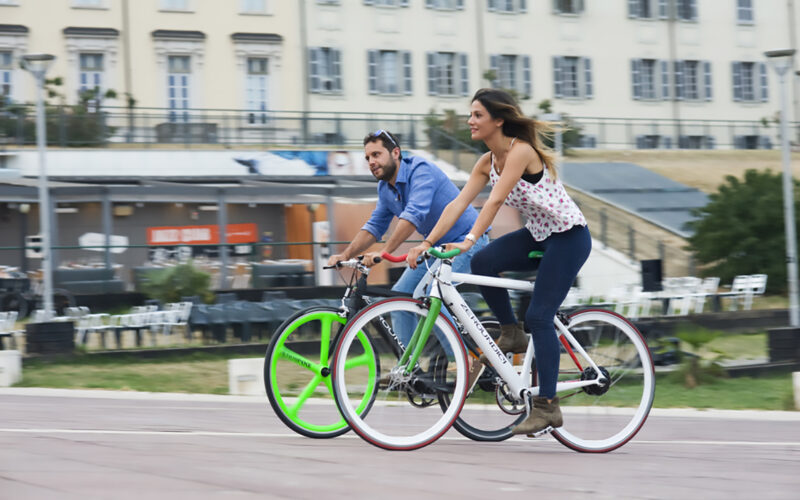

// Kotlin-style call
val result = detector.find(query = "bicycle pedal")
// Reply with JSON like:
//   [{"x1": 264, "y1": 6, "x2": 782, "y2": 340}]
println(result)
[{"x1": 526, "y1": 426, "x2": 554, "y2": 438}]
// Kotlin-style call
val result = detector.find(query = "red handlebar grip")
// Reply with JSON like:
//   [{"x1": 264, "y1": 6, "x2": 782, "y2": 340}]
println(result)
[{"x1": 380, "y1": 251, "x2": 408, "y2": 263}]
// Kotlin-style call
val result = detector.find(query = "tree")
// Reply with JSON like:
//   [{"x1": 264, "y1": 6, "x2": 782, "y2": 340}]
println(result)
[{"x1": 686, "y1": 169, "x2": 798, "y2": 293}]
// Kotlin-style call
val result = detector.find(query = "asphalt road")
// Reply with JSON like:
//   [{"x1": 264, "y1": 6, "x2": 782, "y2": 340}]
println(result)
[{"x1": 0, "y1": 388, "x2": 798, "y2": 500}]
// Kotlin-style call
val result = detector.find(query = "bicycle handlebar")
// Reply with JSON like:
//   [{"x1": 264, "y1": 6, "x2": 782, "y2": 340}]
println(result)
[
  {"x1": 428, "y1": 247, "x2": 461, "y2": 259},
  {"x1": 323, "y1": 255, "x2": 383, "y2": 270},
  {"x1": 380, "y1": 251, "x2": 408, "y2": 263}
]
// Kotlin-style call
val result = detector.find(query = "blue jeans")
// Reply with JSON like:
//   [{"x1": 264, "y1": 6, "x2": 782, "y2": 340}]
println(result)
[
  {"x1": 391, "y1": 234, "x2": 489, "y2": 348},
  {"x1": 469, "y1": 225, "x2": 591, "y2": 399}
]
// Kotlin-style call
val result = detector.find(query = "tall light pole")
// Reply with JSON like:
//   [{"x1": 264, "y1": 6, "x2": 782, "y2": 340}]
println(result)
[
  {"x1": 20, "y1": 53, "x2": 55, "y2": 321},
  {"x1": 765, "y1": 49, "x2": 799, "y2": 326}
]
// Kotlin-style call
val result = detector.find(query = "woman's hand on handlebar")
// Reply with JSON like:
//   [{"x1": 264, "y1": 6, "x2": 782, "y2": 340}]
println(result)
[
  {"x1": 406, "y1": 243, "x2": 428, "y2": 269},
  {"x1": 444, "y1": 240, "x2": 473, "y2": 254}
]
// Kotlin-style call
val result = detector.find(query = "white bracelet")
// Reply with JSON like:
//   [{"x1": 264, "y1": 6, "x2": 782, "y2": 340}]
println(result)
[{"x1": 465, "y1": 233, "x2": 476, "y2": 244}]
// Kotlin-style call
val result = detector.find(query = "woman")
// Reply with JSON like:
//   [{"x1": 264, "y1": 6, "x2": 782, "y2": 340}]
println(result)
[{"x1": 406, "y1": 88, "x2": 591, "y2": 435}]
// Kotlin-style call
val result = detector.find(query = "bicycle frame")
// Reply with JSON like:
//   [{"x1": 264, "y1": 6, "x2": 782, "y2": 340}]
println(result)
[{"x1": 426, "y1": 257, "x2": 607, "y2": 401}]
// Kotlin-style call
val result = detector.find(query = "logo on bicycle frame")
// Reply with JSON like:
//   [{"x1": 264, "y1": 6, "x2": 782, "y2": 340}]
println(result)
[{"x1": 458, "y1": 302, "x2": 508, "y2": 365}]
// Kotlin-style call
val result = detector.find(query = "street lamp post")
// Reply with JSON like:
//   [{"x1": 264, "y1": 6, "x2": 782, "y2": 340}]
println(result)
[
  {"x1": 20, "y1": 53, "x2": 55, "y2": 321},
  {"x1": 765, "y1": 49, "x2": 799, "y2": 327}
]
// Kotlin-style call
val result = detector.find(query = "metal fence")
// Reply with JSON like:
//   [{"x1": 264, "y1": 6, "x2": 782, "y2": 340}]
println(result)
[{"x1": 1, "y1": 104, "x2": 795, "y2": 151}]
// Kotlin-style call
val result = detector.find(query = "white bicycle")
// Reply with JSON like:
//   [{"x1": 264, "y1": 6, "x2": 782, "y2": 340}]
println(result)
[{"x1": 330, "y1": 247, "x2": 655, "y2": 452}]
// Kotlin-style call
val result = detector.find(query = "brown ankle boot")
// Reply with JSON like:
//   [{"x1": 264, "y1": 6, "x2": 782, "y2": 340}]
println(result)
[
  {"x1": 480, "y1": 323, "x2": 527, "y2": 364},
  {"x1": 511, "y1": 397, "x2": 563, "y2": 436}
]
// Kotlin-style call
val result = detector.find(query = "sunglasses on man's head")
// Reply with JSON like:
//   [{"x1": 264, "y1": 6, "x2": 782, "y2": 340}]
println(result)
[{"x1": 372, "y1": 129, "x2": 399, "y2": 150}]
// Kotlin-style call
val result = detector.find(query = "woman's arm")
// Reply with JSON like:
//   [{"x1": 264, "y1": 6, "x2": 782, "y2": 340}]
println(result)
[{"x1": 406, "y1": 153, "x2": 491, "y2": 267}]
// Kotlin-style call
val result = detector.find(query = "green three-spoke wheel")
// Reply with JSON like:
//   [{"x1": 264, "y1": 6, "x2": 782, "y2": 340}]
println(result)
[{"x1": 264, "y1": 307, "x2": 377, "y2": 438}]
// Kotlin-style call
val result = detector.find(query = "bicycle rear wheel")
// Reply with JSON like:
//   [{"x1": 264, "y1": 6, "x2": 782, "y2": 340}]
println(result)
[
  {"x1": 552, "y1": 309, "x2": 655, "y2": 453},
  {"x1": 331, "y1": 298, "x2": 468, "y2": 451},
  {"x1": 442, "y1": 318, "x2": 533, "y2": 442},
  {"x1": 264, "y1": 307, "x2": 353, "y2": 438}
]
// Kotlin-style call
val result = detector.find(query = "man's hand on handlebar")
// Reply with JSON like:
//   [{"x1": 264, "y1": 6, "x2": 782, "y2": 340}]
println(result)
[
  {"x1": 327, "y1": 253, "x2": 348, "y2": 267},
  {"x1": 362, "y1": 251, "x2": 382, "y2": 267}
]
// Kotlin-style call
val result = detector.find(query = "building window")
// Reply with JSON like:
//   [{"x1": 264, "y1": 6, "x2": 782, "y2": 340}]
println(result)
[
  {"x1": 245, "y1": 57, "x2": 268, "y2": 124},
  {"x1": 675, "y1": 0, "x2": 697, "y2": 20},
  {"x1": 673, "y1": 60, "x2": 712, "y2": 101},
  {"x1": 363, "y1": 0, "x2": 409, "y2": 7},
  {"x1": 631, "y1": 58, "x2": 671, "y2": 100},
  {"x1": 167, "y1": 55, "x2": 191, "y2": 121},
  {"x1": 488, "y1": 0, "x2": 527, "y2": 13},
  {"x1": 317, "y1": 0, "x2": 340, "y2": 4},
  {"x1": 309, "y1": 47, "x2": 342, "y2": 93},
  {"x1": 0, "y1": 51, "x2": 12, "y2": 101},
  {"x1": 628, "y1": 0, "x2": 673, "y2": 19},
  {"x1": 732, "y1": 61, "x2": 767, "y2": 103},
  {"x1": 425, "y1": 0, "x2": 464, "y2": 10},
  {"x1": 240, "y1": 0, "x2": 267, "y2": 14},
  {"x1": 553, "y1": 0, "x2": 584, "y2": 15},
  {"x1": 427, "y1": 52, "x2": 468, "y2": 96},
  {"x1": 490, "y1": 54, "x2": 531, "y2": 98},
  {"x1": 737, "y1": 0, "x2": 753, "y2": 24},
  {"x1": 160, "y1": 0, "x2": 190, "y2": 11},
  {"x1": 553, "y1": 56, "x2": 592, "y2": 99},
  {"x1": 368, "y1": 50, "x2": 412, "y2": 95},
  {"x1": 78, "y1": 53, "x2": 104, "y2": 107},
  {"x1": 0, "y1": 1, "x2": 20, "y2": 5}
]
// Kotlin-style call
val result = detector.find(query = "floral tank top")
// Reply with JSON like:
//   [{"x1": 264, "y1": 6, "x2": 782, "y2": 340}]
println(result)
[{"x1": 490, "y1": 146, "x2": 587, "y2": 242}]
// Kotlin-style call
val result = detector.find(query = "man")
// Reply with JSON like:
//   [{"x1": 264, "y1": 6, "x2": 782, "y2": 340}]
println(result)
[{"x1": 328, "y1": 129, "x2": 489, "y2": 344}]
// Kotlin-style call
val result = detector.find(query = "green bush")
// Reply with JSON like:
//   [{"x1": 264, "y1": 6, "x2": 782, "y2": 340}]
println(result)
[{"x1": 141, "y1": 262, "x2": 214, "y2": 304}]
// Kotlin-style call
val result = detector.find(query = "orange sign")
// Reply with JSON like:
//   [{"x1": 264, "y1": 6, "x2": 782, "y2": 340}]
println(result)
[{"x1": 147, "y1": 223, "x2": 258, "y2": 245}]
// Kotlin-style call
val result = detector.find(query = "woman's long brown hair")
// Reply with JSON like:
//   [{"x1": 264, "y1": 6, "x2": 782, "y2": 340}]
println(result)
[{"x1": 471, "y1": 88, "x2": 561, "y2": 179}]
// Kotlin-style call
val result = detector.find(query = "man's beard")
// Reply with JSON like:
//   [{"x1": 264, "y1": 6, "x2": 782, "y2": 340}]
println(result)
[{"x1": 374, "y1": 158, "x2": 397, "y2": 182}]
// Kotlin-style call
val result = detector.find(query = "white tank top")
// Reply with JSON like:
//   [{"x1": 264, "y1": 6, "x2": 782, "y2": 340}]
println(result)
[{"x1": 490, "y1": 143, "x2": 587, "y2": 242}]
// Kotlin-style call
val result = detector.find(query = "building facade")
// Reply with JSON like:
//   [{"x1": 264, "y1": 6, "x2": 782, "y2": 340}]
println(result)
[{"x1": 0, "y1": 0, "x2": 798, "y2": 148}]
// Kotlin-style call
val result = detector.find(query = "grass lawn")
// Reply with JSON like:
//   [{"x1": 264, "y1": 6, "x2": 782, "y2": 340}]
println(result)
[{"x1": 15, "y1": 350, "x2": 798, "y2": 411}]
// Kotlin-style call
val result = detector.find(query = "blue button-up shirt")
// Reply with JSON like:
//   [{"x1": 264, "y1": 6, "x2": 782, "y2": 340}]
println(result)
[{"x1": 362, "y1": 156, "x2": 479, "y2": 245}]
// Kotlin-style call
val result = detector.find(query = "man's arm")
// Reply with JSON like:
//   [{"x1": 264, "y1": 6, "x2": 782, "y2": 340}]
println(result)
[
  {"x1": 328, "y1": 229, "x2": 377, "y2": 265},
  {"x1": 378, "y1": 218, "x2": 417, "y2": 256}
]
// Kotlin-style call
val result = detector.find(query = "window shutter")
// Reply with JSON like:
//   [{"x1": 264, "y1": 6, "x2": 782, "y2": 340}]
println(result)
[
  {"x1": 662, "y1": 137, "x2": 672, "y2": 149},
  {"x1": 490, "y1": 54, "x2": 499, "y2": 87},
  {"x1": 706, "y1": 135, "x2": 715, "y2": 149},
  {"x1": 577, "y1": 0, "x2": 585, "y2": 13},
  {"x1": 759, "y1": 62, "x2": 768, "y2": 102},
  {"x1": 519, "y1": 0, "x2": 527, "y2": 13},
  {"x1": 635, "y1": 135, "x2": 645, "y2": 149},
  {"x1": 690, "y1": 0, "x2": 698, "y2": 20},
  {"x1": 553, "y1": 56, "x2": 563, "y2": 98},
  {"x1": 403, "y1": 51, "x2": 412, "y2": 95},
  {"x1": 674, "y1": 60, "x2": 684, "y2": 101},
  {"x1": 632, "y1": 59, "x2": 641, "y2": 100},
  {"x1": 759, "y1": 136, "x2": 772, "y2": 149},
  {"x1": 332, "y1": 49, "x2": 342, "y2": 92},
  {"x1": 703, "y1": 61, "x2": 712, "y2": 101},
  {"x1": 364, "y1": 0, "x2": 374, "y2": 4},
  {"x1": 661, "y1": 60, "x2": 670, "y2": 100},
  {"x1": 427, "y1": 52, "x2": 437, "y2": 95},
  {"x1": 678, "y1": 135, "x2": 689, "y2": 149},
  {"x1": 583, "y1": 57, "x2": 593, "y2": 99},
  {"x1": 400, "y1": 0, "x2": 409, "y2": 7},
  {"x1": 658, "y1": 0, "x2": 669, "y2": 19},
  {"x1": 628, "y1": 0, "x2": 638, "y2": 18},
  {"x1": 309, "y1": 48, "x2": 320, "y2": 93},
  {"x1": 734, "y1": 135, "x2": 745, "y2": 149},
  {"x1": 732, "y1": 62, "x2": 742, "y2": 101},
  {"x1": 522, "y1": 55, "x2": 531, "y2": 97},
  {"x1": 368, "y1": 50, "x2": 378, "y2": 94},
  {"x1": 552, "y1": 0, "x2": 559, "y2": 13},
  {"x1": 488, "y1": 0, "x2": 496, "y2": 12},
  {"x1": 460, "y1": 53, "x2": 469, "y2": 96},
  {"x1": 426, "y1": 0, "x2": 434, "y2": 7},
  {"x1": 456, "y1": 0, "x2": 464, "y2": 9}
]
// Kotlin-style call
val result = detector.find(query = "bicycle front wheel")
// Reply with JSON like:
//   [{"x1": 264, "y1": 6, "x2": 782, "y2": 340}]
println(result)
[
  {"x1": 264, "y1": 307, "x2": 352, "y2": 439},
  {"x1": 331, "y1": 298, "x2": 469, "y2": 451},
  {"x1": 552, "y1": 308, "x2": 655, "y2": 453}
]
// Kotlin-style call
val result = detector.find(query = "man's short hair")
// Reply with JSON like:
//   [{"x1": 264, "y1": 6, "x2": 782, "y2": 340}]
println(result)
[{"x1": 364, "y1": 129, "x2": 402, "y2": 159}]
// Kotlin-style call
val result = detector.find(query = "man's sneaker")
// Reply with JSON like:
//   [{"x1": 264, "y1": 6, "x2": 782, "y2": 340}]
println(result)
[
  {"x1": 511, "y1": 396, "x2": 563, "y2": 436},
  {"x1": 466, "y1": 356, "x2": 485, "y2": 393}
]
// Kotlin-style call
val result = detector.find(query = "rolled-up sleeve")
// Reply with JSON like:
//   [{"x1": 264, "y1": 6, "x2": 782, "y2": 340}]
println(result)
[
  {"x1": 398, "y1": 165, "x2": 436, "y2": 230},
  {"x1": 361, "y1": 197, "x2": 394, "y2": 240}
]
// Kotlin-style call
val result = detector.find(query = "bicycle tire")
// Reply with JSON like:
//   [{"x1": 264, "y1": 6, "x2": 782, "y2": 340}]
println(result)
[
  {"x1": 331, "y1": 297, "x2": 468, "y2": 451},
  {"x1": 442, "y1": 317, "x2": 534, "y2": 442},
  {"x1": 551, "y1": 308, "x2": 655, "y2": 453},
  {"x1": 264, "y1": 306, "x2": 354, "y2": 439}
]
